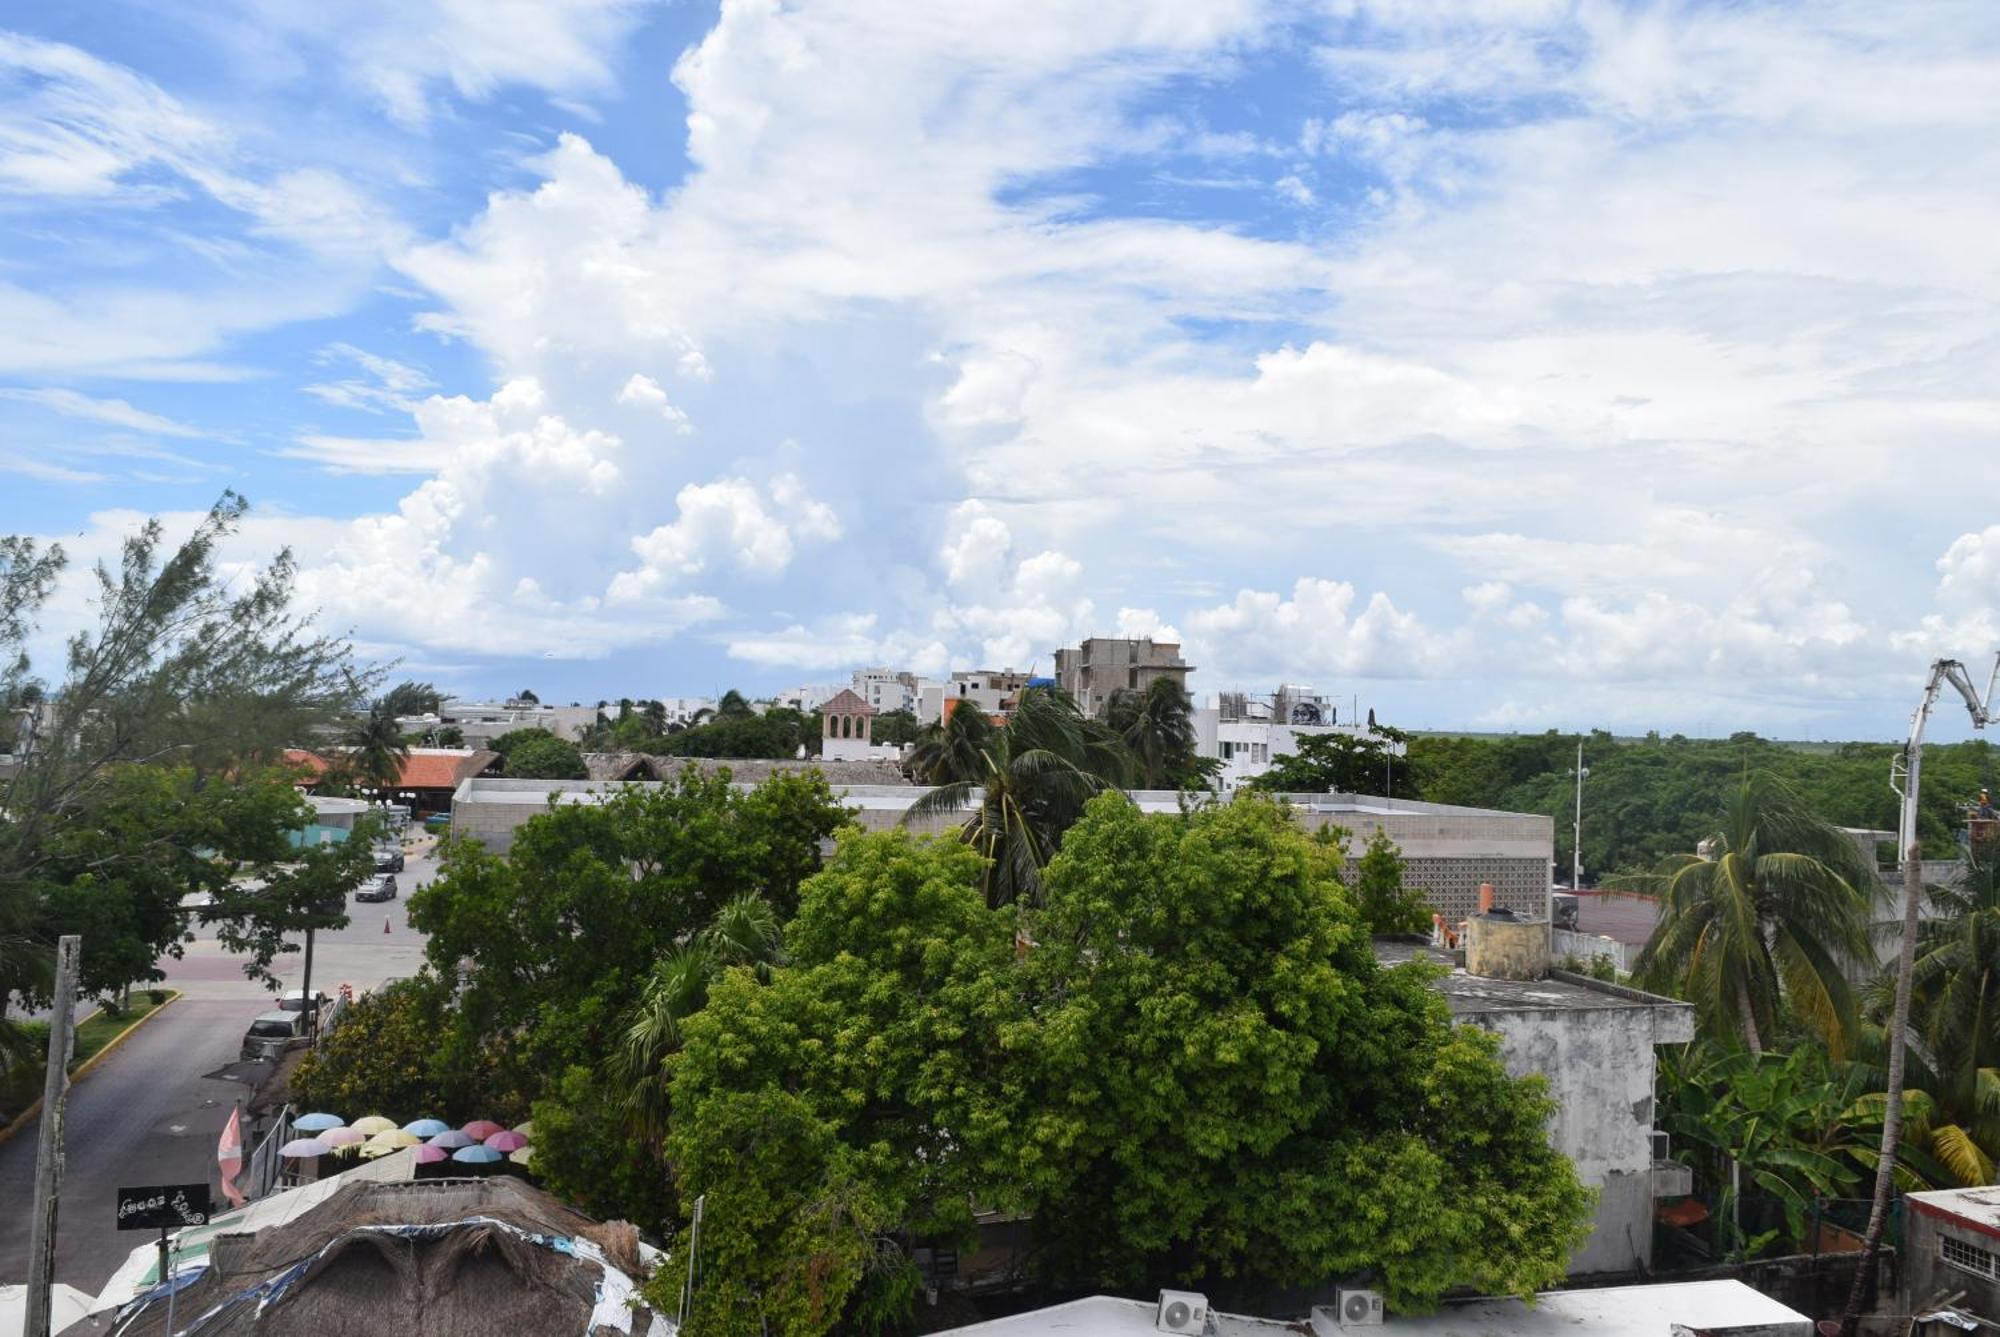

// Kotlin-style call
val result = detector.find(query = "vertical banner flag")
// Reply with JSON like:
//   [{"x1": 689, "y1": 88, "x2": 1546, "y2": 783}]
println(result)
[{"x1": 217, "y1": 1106, "x2": 245, "y2": 1208}]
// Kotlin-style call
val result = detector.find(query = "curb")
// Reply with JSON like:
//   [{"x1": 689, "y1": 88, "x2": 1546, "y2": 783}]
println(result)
[{"x1": 0, "y1": 990, "x2": 182, "y2": 1148}]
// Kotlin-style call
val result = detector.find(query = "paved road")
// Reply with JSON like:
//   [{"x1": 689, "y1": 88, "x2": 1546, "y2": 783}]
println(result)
[
  {"x1": 0, "y1": 999, "x2": 255, "y2": 1294},
  {"x1": 0, "y1": 840, "x2": 441, "y2": 1294}
]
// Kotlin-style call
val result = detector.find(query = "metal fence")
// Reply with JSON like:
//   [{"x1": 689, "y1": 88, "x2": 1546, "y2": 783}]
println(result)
[
  {"x1": 243, "y1": 1103, "x2": 293, "y2": 1201},
  {"x1": 314, "y1": 991, "x2": 350, "y2": 1049},
  {"x1": 1552, "y1": 928, "x2": 1639, "y2": 975}
]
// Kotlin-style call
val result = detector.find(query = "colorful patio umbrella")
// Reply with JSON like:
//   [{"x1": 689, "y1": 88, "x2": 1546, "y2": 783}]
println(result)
[
  {"x1": 511, "y1": 1120, "x2": 534, "y2": 1138},
  {"x1": 414, "y1": 1145, "x2": 450, "y2": 1164},
  {"x1": 460, "y1": 1120, "x2": 504, "y2": 1141},
  {"x1": 356, "y1": 1142, "x2": 399, "y2": 1160},
  {"x1": 366, "y1": 1129, "x2": 421, "y2": 1149},
  {"x1": 483, "y1": 1130, "x2": 528, "y2": 1153},
  {"x1": 293, "y1": 1113, "x2": 345, "y2": 1133},
  {"x1": 403, "y1": 1118, "x2": 450, "y2": 1138},
  {"x1": 426, "y1": 1129, "x2": 473, "y2": 1149},
  {"x1": 350, "y1": 1116, "x2": 398, "y2": 1136},
  {"x1": 279, "y1": 1138, "x2": 330, "y2": 1158},
  {"x1": 451, "y1": 1145, "x2": 503, "y2": 1164},
  {"x1": 321, "y1": 1127, "x2": 366, "y2": 1147},
  {"x1": 508, "y1": 1145, "x2": 535, "y2": 1167}
]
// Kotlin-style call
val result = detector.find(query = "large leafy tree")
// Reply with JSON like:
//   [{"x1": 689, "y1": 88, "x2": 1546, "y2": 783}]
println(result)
[
  {"x1": 502, "y1": 730, "x2": 587, "y2": 779},
  {"x1": 662, "y1": 833, "x2": 1021, "y2": 1335},
  {"x1": 2, "y1": 495, "x2": 374, "y2": 1031},
  {"x1": 904, "y1": 686, "x2": 1129, "y2": 906},
  {"x1": 1104, "y1": 678, "x2": 1214, "y2": 790},
  {"x1": 411, "y1": 768, "x2": 845, "y2": 1076},
  {"x1": 1351, "y1": 828, "x2": 1433, "y2": 934},
  {"x1": 1629, "y1": 773, "x2": 1879, "y2": 1054},
  {"x1": 1251, "y1": 726, "x2": 1420, "y2": 797},
  {"x1": 1010, "y1": 794, "x2": 1590, "y2": 1309}
]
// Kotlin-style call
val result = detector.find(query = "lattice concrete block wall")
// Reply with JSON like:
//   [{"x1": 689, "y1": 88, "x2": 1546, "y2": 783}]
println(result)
[{"x1": 1344, "y1": 856, "x2": 1549, "y2": 923}]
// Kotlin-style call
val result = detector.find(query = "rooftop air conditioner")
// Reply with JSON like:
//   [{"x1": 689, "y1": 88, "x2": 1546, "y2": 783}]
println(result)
[
  {"x1": 1332, "y1": 1288, "x2": 1384, "y2": 1327},
  {"x1": 1154, "y1": 1290, "x2": 1208, "y2": 1335}
]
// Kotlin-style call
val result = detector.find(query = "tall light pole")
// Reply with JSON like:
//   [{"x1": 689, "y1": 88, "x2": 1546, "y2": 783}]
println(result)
[{"x1": 1572, "y1": 741, "x2": 1588, "y2": 891}]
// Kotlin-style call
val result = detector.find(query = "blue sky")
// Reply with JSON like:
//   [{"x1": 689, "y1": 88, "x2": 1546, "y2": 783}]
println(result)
[{"x1": 4, "y1": 0, "x2": 1999, "y2": 739}]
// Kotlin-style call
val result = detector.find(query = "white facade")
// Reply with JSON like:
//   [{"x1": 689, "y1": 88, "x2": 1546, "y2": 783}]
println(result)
[
  {"x1": 1194, "y1": 686, "x2": 1400, "y2": 790},
  {"x1": 438, "y1": 700, "x2": 596, "y2": 745},
  {"x1": 852, "y1": 668, "x2": 915, "y2": 715},
  {"x1": 774, "y1": 684, "x2": 840, "y2": 713}
]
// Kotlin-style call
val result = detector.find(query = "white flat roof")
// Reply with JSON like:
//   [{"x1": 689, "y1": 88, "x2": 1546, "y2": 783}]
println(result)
[
  {"x1": 1910, "y1": 1185, "x2": 2000, "y2": 1232},
  {"x1": 938, "y1": 1283, "x2": 1810, "y2": 1337}
]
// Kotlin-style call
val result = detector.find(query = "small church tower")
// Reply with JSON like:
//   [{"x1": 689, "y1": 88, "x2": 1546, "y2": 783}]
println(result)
[{"x1": 820, "y1": 688, "x2": 877, "y2": 761}]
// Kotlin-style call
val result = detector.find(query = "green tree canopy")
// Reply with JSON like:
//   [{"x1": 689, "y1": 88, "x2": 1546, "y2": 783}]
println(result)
[
  {"x1": 2, "y1": 494, "x2": 376, "y2": 1026},
  {"x1": 502, "y1": 731, "x2": 587, "y2": 779},
  {"x1": 380, "y1": 680, "x2": 442, "y2": 717},
  {"x1": 1010, "y1": 795, "x2": 1590, "y2": 1309},
  {"x1": 1252, "y1": 728, "x2": 1420, "y2": 798},
  {"x1": 1351, "y1": 828, "x2": 1432, "y2": 935},
  {"x1": 1104, "y1": 678, "x2": 1215, "y2": 790},
  {"x1": 669, "y1": 799, "x2": 1592, "y2": 1330}
]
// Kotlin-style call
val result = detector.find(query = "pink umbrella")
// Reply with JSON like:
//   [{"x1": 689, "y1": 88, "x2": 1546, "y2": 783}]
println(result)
[
  {"x1": 279, "y1": 1138, "x2": 330, "y2": 1158},
  {"x1": 414, "y1": 1145, "x2": 450, "y2": 1164},
  {"x1": 483, "y1": 1130, "x2": 528, "y2": 1153},
  {"x1": 461, "y1": 1120, "x2": 505, "y2": 1141},
  {"x1": 321, "y1": 1127, "x2": 366, "y2": 1147}
]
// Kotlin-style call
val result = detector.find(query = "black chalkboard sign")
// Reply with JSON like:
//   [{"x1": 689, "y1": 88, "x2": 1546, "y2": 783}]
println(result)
[{"x1": 116, "y1": 1183, "x2": 212, "y2": 1231}]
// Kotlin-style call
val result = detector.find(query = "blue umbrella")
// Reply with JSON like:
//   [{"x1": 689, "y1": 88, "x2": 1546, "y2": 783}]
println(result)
[
  {"x1": 293, "y1": 1113, "x2": 346, "y2": 1133},
  {"x1": 403, "y1": 1118, "x2": 450, "y2": 1138},
  {"x1": 451, "y1": 1145, "x2": 503, "y2": 1164},
  {"x1": 427, "y1": 1129, "x2": 473, "y2": 1149}
]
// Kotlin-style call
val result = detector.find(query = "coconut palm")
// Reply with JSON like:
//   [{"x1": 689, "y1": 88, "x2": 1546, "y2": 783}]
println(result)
[
  {"x1": 903, "y1": 686, "x2": 1130, "y2": 907},
  {"x1": 1856, "y1": 852, "x2": 2000, "y2": 1183},
  {"x1": 1104, "y1": 678, "x2": 1214, "y2": 790},
  {"x1": 905, "y1": 700, "x2": 995, "y2": 785},
  {"x1": 1630, "y1": 773, "x2": 1879, "y2": 1054},
  {"x1": 340, "y1": 700, "x2": 409, "y2": 793},
  {"x1": 615, "y1": 893, "x2": 784, "y2": 1141}
]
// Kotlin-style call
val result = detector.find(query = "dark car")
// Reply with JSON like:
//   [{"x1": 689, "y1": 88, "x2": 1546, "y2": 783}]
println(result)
[
  {"x1": 372, "y1": 844, "x2": 405, "y2": 873},
  {"x1": 355, "y1": 873, "x2": 398, "y2": 902}
]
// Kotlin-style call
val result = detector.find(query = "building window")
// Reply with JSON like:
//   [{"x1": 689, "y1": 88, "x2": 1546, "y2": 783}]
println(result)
[{"x1": 1942, "y1": 1232, "x2": 1997, "y2": 1279}]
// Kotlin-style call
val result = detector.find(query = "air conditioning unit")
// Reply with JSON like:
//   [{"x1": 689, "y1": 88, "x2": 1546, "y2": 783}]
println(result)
[
  {"x1": 1154, "y1": 1290, "x2": 1208, "y2": 1335},
  {"x1": 1327, "y1": 1288, "x2": 1383, "y2": 1327}
]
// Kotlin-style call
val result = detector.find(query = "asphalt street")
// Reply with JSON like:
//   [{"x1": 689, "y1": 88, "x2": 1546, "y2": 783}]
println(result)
[{"x1": 0, "y1": 839, "x2": 440, "y2": 1294}]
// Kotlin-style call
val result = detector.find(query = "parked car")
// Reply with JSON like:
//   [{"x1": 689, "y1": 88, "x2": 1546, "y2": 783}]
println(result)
[
  {"x1": 240, "y1": 1010, "x2": 306, "y2": 1062},
  {"x1": 372, "y1": 844, "x2": 405, "y2": 873},
  {"x1": 278, "y1": 989, "x2": 328, "y2": 1014},
  {"x1": 356, "y1": 873, "x2": 398, "y2": 902}
]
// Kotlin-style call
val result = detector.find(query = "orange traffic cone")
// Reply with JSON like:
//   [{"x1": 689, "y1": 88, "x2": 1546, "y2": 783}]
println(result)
[{"x1": 383, "y1": 916, "x2": 391, "y2": 935}]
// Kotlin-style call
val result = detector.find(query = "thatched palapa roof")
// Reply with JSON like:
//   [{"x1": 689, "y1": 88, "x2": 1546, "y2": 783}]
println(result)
[{"x1": 84, "y1": 1176, "x2": 669, "y2": 1336}]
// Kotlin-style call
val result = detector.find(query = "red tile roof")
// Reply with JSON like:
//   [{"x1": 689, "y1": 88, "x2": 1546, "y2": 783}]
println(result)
[
  {"x1": 283, "y1": 749, "x2": 329, "y2": 779},
  {"x1": 398, "y1": 749, "x2": 500, "y2": 790},
  {"x1": 820, "y1": 689, "x2": 876, "y2": 717}
]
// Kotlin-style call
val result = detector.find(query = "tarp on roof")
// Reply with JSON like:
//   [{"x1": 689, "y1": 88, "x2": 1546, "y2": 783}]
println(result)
[{"x1": 81, "y1": 1176, "x2": 669, "y2": 1337}]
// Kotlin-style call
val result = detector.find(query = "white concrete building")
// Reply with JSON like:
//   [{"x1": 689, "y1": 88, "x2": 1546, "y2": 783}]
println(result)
[
  {"x1": 436, "y1": 699, "x2": 596, "y2": 747},
  {"x1": 774, "y1": 683, "x2": 841, "y2": 713},
  {"x1": 938, "y1": 1283, "x2": 1808, "y2": 1337},
  {"x1": 1194, "y1": 686, "x2": 1399, "y2": 791}
]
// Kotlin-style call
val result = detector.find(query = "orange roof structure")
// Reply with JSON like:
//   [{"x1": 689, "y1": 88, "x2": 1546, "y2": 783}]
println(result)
[
  {"x1": 283, "y1": 749, "x2": 329, "y2": 779},
  {"x1": 395, "y1": 749, "x2": 500, "y2": 790}
]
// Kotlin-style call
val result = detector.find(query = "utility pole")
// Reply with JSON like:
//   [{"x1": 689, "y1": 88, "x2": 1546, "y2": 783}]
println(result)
[
  {"x1": 1573, "y1": 741, "x2": 1588, "y2": 891},
  {"x1": 301, "y1": 924, "x2": 317, "y2": 1048},
  {"x1": 25, "y1": 934, "x2": 81, "y2": 1337}
]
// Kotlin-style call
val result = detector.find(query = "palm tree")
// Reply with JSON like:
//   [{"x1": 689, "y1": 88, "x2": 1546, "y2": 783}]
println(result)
[
  {"x1": 905, "y1": 700, "x2": 994, "y2": 785},
  {"x1": 340, "y1": 700, "x2": 409, "y2": 794},
  {"x1": 1859, "y1": 852, "x2": 2000, "y2": 1183},
  {"x1": 614, "y1": 893, "x2": 783, "y2": 1141},
  {"x1": 903, "y1": 686, "x2": 1130, "y2": 907},
  {"x1": 1104, "y1": 678, "x2": 1213, "y2": 790},
  {"x1": 1630, "y1": 773, "x2": 1878, "y2": 1054}
]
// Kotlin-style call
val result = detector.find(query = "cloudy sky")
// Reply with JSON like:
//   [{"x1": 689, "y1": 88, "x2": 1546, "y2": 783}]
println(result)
[{"x1": 3, "y1": 1, "x2": 1998, "y2": 738}]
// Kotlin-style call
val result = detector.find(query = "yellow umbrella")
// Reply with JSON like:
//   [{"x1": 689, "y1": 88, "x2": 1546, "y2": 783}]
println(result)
[
  {"x1": 356, "y1": 1142, "x2": 399, "y2": 1160},
  {"x1": 350, "y1": 1116, "x2": 398, "y2": 1136},
  {"x1": 508, "y1": 1145, "x2": 535, "y2": 1167},
  {"x1": 367, "y1": 1129, "x2": 421, "y2": 1149},
  {"x1": 511, "y1": 1120, "x2": 534, "y2": 1138}
]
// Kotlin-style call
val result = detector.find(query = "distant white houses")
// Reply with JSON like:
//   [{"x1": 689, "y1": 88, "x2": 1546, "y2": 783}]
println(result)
[{"x1": 1193, "y1": 685, "x2": 1400, "y2": 791}]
